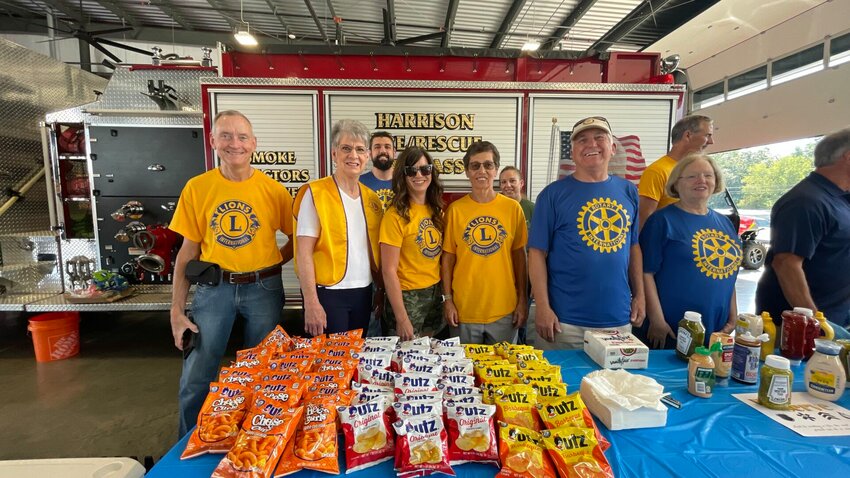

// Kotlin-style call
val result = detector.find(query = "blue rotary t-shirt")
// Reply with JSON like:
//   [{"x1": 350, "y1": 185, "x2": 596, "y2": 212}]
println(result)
[
  {"x1": 529, "y1": 175, "x2": 639, "y2": 327},
  {"x1": 641, "y1": 205, "x2": 742, "y2": 336}
]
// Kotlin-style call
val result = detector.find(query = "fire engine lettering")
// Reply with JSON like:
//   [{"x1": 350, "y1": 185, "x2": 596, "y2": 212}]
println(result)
[
  {"x1": 251, "y1": 150, "x2": 297, "y2": 165},
  {"x1": 375, "y1": 112, "x2": 475, "y2": 130}
]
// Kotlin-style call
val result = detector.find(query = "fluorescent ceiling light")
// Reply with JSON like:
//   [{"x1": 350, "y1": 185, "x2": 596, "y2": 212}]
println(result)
[
  {"x1": 522, "y1": 40, "x2": 541, "y2": 51},
  {"x1": 234, "y1": 29, "x2": 257, "y2": 46}
]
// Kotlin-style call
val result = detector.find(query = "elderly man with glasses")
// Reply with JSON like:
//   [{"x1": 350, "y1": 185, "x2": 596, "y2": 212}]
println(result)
[
  {"x1": 529, "y1": 116, "x2": 645, "y2": 349},
  {"x1": 294, "y1": 119, "x2": 384, "y2": 337},
  {"x1": 441, "y1": 141, "x2": 528, "y2": 344}
]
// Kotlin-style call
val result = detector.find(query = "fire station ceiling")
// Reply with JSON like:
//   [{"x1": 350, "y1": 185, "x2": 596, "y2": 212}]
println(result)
[{"x1": 0, "y1": 0, "x2": 720, "y2": 56}]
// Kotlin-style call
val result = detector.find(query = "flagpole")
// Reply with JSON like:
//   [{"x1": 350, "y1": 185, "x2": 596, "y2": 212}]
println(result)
[{"x1": 548, "y1": 117, "x2": 559, "y2": 185}]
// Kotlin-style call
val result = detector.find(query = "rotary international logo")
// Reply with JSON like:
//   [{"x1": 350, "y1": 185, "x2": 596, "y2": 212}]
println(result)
[
  {"x1": 462, "y1": 216, "x2": 507, "y2": 256},
  {"x1": 210, "y1": 200, "x2": 260, "y2": 249},
  {"x1": 416, "y1": 217, "x2": 442, "y2": 259},
  {"x1": 692, "y1": 228, "x2": 741, "y2": 279},
  {"x1": 576, "y1": 198, "x2": 630, "y2": 253}
]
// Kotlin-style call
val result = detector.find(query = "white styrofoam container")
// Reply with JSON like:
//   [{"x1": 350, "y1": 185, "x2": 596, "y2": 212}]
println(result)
[
  {"x1": 580, "y1": 379, "x2": 667, "y2": 430},
  {"x1": 583, "y1": 330, "x2": 649, "y2": 369},
  {"x1": 0, "y1": 458, "x2": 144, "y2": 478}
]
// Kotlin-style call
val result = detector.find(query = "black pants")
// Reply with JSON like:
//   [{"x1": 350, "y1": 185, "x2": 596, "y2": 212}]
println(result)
[{"x1": 316, "y1": 284, "x2": 372, "y2": 336}]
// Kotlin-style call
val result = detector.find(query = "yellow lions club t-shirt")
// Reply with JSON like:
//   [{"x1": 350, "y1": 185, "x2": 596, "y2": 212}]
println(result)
[
  {"x1": 443, "y1": 194, "x2": 527, "y2": 324},
  {"x1": 379, "y1": 203, "x2": 442, "y2": 291},
  {"x1": 169, "y1": 168, "x2": 293, "y2": 272},
  {"x1": 638, "y1": 155, "x2": 679, "y2": 210}
]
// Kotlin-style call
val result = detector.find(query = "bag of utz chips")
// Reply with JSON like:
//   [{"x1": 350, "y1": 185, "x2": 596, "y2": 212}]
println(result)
[
  {"x1": 496, "y1": 422, "x2": 556, "y2": 478},
  {"x1": 393, "y1": 413, "x2": 454, "y2": 477},
  {"x1": 211, "y1": 394, "x2": 303, "y2": 478},
  {"x1": 541, "y1": 427, "x2": 613, "y2": 478},
  {"x1": 446, "y1": 403, "x2": 498, "y2": 467},
  {"x1": 338, "y1": 396, "x2": 394, "y2": 473}
]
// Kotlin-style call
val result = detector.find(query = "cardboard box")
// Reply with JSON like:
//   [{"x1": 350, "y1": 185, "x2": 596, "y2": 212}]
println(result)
[
  {"x1": 580, "y1": 378, "x2": 667, "y2": 430},
  {"x1": 583, "y1": 330, "x2": 649, "y2": 369}
]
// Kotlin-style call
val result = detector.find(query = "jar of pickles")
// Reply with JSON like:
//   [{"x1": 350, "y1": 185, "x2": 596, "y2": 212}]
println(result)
[
  {"x1": 758, "y1": 355, "x2": 793, "y2": 410},
  {"x1": 676, "y1": 311, "x2": 705, "y2": 362}
]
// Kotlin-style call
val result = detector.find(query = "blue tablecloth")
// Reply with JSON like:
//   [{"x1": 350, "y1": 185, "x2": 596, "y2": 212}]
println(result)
[{"x1": 146, "y1": 350, "x2": 850, "y2": 478}]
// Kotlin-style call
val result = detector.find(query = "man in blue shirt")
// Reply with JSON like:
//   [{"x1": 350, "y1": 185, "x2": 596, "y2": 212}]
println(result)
[
  {"x1": 360, "y1": 131, "x2": 396, "y2": 210},
  {"x1": 529, "y1": 116, "x2": 646, "y2": 349},
  {"x1": 360, "y1": 131, "x2": 396, "y2": 337},
  {"x1": 756, "y1": 128, "x2": 850, "y2": 333}
]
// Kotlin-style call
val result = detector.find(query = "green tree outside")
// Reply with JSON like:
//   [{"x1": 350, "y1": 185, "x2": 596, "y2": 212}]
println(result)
[
  {"x1": 706, "y1": 138, "x2": 818, "y2": 211},
  {"x1": 740, "y1": 155, "x2": 813, "y2": 208}
]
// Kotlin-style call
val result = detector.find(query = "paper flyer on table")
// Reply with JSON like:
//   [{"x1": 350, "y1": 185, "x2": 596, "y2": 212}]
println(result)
[{"x1": 733, "y1": 392, "x2": 850, "y2": 437}]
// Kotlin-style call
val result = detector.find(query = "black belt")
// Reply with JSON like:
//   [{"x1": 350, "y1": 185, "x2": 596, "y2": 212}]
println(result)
[{"x1": 221, "y1": 264, "x2": 282, "y2": 284}]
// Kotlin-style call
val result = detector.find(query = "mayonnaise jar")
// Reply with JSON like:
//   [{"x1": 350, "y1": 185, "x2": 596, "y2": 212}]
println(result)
[{"x1": 804, "y1": 339, "x2": 847, "y2": 401}]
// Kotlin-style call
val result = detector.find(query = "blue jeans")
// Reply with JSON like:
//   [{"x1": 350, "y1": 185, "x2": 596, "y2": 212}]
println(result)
[{"x1": 178, "y1": 274, "x2": 283, "y2": 437}]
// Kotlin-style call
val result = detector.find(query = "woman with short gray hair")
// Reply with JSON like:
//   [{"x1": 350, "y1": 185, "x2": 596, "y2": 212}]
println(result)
[{"x1": 637, "y1": 153, "x2": 741, "y2": 349}]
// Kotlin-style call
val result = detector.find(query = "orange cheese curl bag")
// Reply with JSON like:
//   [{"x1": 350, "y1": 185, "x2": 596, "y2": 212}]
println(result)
[
  {"x1": 260, "y1": 325, "x2": 293, "y2": 355},
  {"x1": 393, "y1": 413, "x2": 455, "y2": 477},
  {"x1": 496, "y1": 422, "x2": 556, "y2": 478},
  {"x1": 446, "y1": 403, "x2": 498, "y2": 467},
  {"x1": 211, "y1": 394, "x2": 303, "y2": 478},
  {"x1": 495, "y1": 384, "x2": 541, "y2": 431},
  {"x1": 219, "y1": 367, "x2": 261, "y2": 387},
  {"x1": 541, "y1": 427, "x2": 613, "y2": 478},
  {"x1": 255, "y1": 380, "x2": 306, "y2": 408},
  {"x1": 234, "y1": 346, "x2": 273, "y2": 369},
  {"x1": 273, "y1": 398, "x2": 340, "y2": 477},
  {"x1": 536, "y1": 392, "x2": 609, "y2": 452},
  {"x1": 338, "y1": 396, "x2": 395, "y2": 473},
  {"x1": 182, "y1": 383, "x2": 251, "y2": 459}
]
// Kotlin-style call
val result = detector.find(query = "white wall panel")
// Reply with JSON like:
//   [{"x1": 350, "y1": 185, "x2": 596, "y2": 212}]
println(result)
[
  {"x1": 527, "y1": 95, "x2": 676, "y2": 200},
  {"x1": 326, "y1": 92, "x2": 522, "y2": 190}
]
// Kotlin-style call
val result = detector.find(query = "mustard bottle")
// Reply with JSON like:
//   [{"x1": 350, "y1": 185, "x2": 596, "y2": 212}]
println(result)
[
  {"x1": 761, "y1": 311, "x2": 777, "y2": 361},
  {"x1": 688, "y1": 344, "x2": 719, "y2": 398},
  {"x1": 815, "y1": 311, "x2": 835, "y2": 340}
]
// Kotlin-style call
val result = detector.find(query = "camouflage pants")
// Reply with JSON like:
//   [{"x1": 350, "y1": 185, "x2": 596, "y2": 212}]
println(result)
[{"x1": 382, "y1": 282, "x2": 447, "y2": 338}]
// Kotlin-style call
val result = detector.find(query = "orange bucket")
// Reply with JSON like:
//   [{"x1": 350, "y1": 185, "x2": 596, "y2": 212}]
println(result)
[{"x1": 27, "y1": 312, "x2": 81, "y2": 362}]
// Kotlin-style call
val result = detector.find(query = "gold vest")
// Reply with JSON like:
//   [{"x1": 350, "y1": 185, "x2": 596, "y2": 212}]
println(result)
[{"x1": 293, "y1": 176, "x2": 383, "y2": 286}]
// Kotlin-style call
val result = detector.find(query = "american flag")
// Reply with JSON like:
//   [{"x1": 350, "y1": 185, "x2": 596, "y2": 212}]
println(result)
[{"x1": 557, "y1": 132, "x2": 646, "y2": 185}]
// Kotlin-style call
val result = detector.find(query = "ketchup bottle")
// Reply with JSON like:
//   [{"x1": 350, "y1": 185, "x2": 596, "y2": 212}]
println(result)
[
  {"x1": 780, "y1": 309, "x2": 807, "y2": 365},
  {"x1": 803, "y1": 309, "x2": 821, "y2": 360}
]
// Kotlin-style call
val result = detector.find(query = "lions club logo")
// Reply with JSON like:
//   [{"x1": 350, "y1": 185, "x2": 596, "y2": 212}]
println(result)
[
  {"x1": 692, "y1": 228, "x2": 741, "y2": 279},
  {"x1": 462, "y1": 216, "x2": 507, "y2": 256},
  {"x1": 416, "y1": 218, "x2": 442, "y2": 259},
  {"x1": 576, "y1": 198, "x2": 631, "y2": 253},
  {"x1": 210, "y1": 200, "x2": 260, "y2": 249}
]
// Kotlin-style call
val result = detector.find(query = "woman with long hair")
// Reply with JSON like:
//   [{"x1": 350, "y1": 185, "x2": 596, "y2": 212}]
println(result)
[{"x1": 379, "y1": 146, "x2": 447, "y2": 340}]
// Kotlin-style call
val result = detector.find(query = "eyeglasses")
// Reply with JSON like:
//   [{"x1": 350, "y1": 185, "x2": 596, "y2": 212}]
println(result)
[
  {"x1": 468, "y1": 161, "x2": 496, "y2": 171},
  {"x1": 338, "y1": 145, "x2": 368, "y2": 156},
  {"x1": 679, "y1": 173, "x2": 715, "y2": 182},
  {"x1": 573, "y1": 116, "x2": 610, "y2": 128},
  {"x1": 405, "y1": 164, "x2": 433, "y2": 177}
]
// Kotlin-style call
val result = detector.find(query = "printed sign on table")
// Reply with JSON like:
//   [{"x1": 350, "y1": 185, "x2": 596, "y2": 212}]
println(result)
[{"x1": 733, "y1": 392, "x2": 850, "y2": 437}]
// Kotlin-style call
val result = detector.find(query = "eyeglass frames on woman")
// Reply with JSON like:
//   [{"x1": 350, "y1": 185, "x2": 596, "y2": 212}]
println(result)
[{"x1": 404, "y1": 164, "x2": 433, "y2": 177}]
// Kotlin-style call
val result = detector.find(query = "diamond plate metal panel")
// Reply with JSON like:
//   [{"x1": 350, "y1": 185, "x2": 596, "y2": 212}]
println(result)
[
  {"x1": 25, "y1": 284, "x2": 193, "y2": 312},
  {"x1": 0, "y1": 39, "x2": 105, "y2": 306},
  {"x1": 202, "y1": 76, "x2": 682, "y2": 93},
  {"x1": 84, "y1": 65, "x2": 217, "y2": 127}
]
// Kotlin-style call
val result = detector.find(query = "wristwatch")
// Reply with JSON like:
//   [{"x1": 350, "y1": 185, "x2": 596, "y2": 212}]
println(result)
[{"x1": 441, "y1": 293, "x2": 453, "y2": 302}]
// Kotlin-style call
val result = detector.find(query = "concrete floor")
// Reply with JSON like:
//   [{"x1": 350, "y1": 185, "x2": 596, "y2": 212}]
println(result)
[{"x1": 0, "y1": 270, "x2": 762, "y2": 465}]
